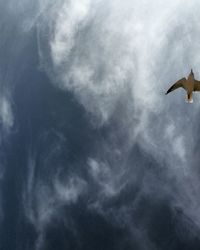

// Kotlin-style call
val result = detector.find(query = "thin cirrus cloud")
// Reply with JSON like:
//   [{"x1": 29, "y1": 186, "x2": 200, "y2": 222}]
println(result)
[
  {"x1": 0, "y1": 95, "x2": 14, "y2": 131},
  {"x1": 36, "y1": 0, "x2": 200, "y2": 227},
  {"x1": 3, "y1": 0, "x2": 200, "y2": 248},
  {"x1": 23, "y1": 143, "x2": 88, "y2": 250},
  {"x1": 38, "y1": 0, "x2": 200, "y2": 161}
]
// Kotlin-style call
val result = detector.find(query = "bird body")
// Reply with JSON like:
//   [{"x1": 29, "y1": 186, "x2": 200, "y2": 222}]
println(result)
[{"x1": 165, "y1": 69, "x2": 200, "y2": 103}]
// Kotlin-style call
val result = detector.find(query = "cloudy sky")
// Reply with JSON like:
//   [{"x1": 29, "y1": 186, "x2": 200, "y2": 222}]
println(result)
[{"x1": 1, "y1": 0, "x2": 200, "y2": 249}]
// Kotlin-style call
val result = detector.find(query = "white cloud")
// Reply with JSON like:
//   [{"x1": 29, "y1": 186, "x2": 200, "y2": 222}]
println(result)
[
  {"x1": 55, "y1": 176, "x2": 87, "y2": 203},
  {"x1": 23, "y1": 149, "x2": 87, "y2": 249},
  {"x1": 37, "y1": 0, "x2": 200, "y2": 227},
  {"x1": 51, "y1": 0, "x2": 91, "y2": 65},
  {"x1": 24, "y1": 175, "x2": 87, "y2": 249},
  {"x1": 88, "y1": 158, "x2": 124, "y2": 198},
  {"x1": 13, "y1": 0, "x2": 200, "y2": 245},
  {"x1": 0, "y1": 91, "x2": 14, "y2": 131}
]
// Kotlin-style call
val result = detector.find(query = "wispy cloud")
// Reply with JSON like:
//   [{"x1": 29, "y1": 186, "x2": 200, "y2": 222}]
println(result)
[
  {"x1": 23, "y1": 132, "x2": 88, "y2": 249},
  {"x1": 8, "y1": 0, "x2": 200, "y2": 248},
  {"x1": 0, "y1": 95, "x2": 14, "y2": 131}
]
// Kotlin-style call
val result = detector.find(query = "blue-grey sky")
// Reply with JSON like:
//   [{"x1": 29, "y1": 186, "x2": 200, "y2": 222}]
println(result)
[{"x1": 1, "y1": 1, "x2": 200, "y2": 249}]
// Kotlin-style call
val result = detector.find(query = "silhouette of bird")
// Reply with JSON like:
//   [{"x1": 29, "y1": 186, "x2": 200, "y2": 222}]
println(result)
[{"x1": 165, "y1": 69, "x2": 200, "y2": 103}]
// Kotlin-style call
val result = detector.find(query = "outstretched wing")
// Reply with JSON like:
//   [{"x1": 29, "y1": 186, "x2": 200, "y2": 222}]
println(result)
[
  {"x1": 165, "y1": 77, "x2": 186, "y2": 95},
  {"x1": 194, "y1": 80, "x2": 200, "y2": 91}
]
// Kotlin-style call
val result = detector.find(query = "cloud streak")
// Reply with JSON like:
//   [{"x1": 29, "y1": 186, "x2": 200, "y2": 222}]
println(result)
[{"x1": 36, "y1": 0, "x2": 200, "y2": 242}]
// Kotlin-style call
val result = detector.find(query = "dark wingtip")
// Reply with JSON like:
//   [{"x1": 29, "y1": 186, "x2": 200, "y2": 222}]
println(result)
[{"x1": 165, "y1": 92, "x2": 168, "y2": 95}]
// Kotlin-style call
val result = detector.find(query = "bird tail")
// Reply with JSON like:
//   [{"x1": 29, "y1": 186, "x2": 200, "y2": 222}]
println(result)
[{"x1": 185, "y1": 93, "x2": 193, "y2": 103}]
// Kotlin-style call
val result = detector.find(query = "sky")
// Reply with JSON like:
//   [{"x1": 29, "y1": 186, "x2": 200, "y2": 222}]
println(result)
[{"x1": 1, "y1": 0, "x2": 200, "y2": 249}]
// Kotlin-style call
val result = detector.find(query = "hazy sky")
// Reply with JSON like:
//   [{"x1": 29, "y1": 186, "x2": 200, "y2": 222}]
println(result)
[{"x1": 1, "y1": 1, "x2": 200, "y2": 249}]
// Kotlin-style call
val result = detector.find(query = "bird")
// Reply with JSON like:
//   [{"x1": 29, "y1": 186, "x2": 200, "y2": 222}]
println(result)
[{"x1": 165, "y1": 69, "x2": 200, "y2": 103}]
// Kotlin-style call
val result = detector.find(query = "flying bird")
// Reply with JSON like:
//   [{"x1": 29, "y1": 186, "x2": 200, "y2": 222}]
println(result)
[{"x1": 165, "y1": 69, "x2": 200, "y2": 103}]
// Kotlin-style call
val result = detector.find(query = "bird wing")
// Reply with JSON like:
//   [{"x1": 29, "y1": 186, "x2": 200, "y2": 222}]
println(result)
[
  {"x1": 194, "y1": 80, "x2": 200, "y2": 91},
  {"x1": 165, "y1": 77, "x2": 186, "y2": 95}
]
